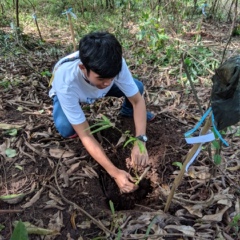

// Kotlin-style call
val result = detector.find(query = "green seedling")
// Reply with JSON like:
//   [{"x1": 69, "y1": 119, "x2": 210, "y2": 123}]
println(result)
[
  {"x1": 41, "y1": 70, "x2": 52, "y2": 77},
  {"x1": 124, "y1": 137, "x2": 146, "y2": 154},
  {"x1": 87, "y1": 114, "x2": 148, "y2": 185},
  {"x1": 88, "y1": 114, "x2": 145, "y2": 152},
  {"x1": 172, "y1": 161, "x2": 183, "y2": 170},
  {"x1": 86, "y1": 114, "x2": 115, "y2": 134},
  {"x1": 134, "y1": 166, "x2": 150, "y2": 185},
  {"x1": 108, "y1": 200, "x2": 122, "y2": 239}
]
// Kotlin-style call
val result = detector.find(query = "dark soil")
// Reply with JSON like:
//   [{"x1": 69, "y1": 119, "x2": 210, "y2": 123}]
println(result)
[{"x1": 0, "y1": 101, "x2": 187, "y2": 239}]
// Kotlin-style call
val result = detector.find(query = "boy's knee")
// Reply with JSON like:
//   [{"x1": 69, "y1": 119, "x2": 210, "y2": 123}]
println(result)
[{"x1": 54, "y1": 119, "x2": 74, "y2": 138}]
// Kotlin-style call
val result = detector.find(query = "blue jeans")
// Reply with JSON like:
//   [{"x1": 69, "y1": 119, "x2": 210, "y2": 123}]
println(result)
[{"x1": 53, "y1": 78, "x2": 144, "y2": 138}]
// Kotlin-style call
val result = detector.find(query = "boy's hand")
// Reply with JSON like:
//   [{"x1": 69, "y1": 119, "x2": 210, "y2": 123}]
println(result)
[
  {"x1": 131, "y1": 144, "x2": 149, "y2": 168},
  {"x1": 112, "y1": 169, "x2": 138, "y2": 193}
]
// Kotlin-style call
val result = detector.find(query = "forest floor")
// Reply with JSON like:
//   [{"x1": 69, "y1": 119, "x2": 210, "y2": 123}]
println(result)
[{"x1": 0, "y1": 17, "x2": 240, "y2": 240}]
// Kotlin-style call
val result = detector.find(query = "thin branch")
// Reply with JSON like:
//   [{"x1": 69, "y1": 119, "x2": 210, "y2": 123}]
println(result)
[
  {"x1": 181, "y1": 53, "x2": 204, "y2": 116},
  {"x1": 221, "y1": 0, "x2": 238, "y2": 64},
  {"x1": 0, "y1": 209, "x2": 23, "y2": 214}
]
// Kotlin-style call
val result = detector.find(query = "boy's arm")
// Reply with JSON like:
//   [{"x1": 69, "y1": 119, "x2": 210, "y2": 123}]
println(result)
[
  {"x1": 127, "y1": 92, "x2": 149, "y2": 167},
  {"x1": 72, "y1": 121, "x2": 137, "y2": 193}
]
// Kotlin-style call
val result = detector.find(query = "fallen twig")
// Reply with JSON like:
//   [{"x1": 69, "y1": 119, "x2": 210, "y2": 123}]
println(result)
[{"x1": 0, "y1": 209, "x2": 23, "y2": 214}]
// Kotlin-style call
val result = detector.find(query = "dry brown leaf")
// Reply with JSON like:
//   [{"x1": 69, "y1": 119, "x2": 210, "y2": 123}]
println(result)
[
  {"x1": 77, "y1": 220, "x2": 91, "y2": 229},
  {"x1": 59, "y1": 167, "x2": 69, "y2": 187},
  {"x1": 47, "y1": 158, "x2": 55, "y2": 169},
  {"x1": 151, "y1": 223, "x2": 166, "y2": 235},
  {"x1": 49, "y1": 192, "x2": 64, "y2": 206},
  {"x1": 67, "y1": 162, "x2": 80, "y2": 175},
  {"x1": 187, "y1": 166, "x2": 211, "y2": 180},
  {"x1": 227, "y1": 165, "x2": 240, "y2": 171},
  {"x1": 235, "y1": 198, "x2": 240, "y2": 214},
  {"x1": 164, "y1": 225, "x2": 195, "y2": 237},
  {"x1": 0, "y1": 123, "x2": 24, "y2": 129},
  {"x1": 222, "y1": 231, "x2": 235, "y2": 240},
  {"x1": 45, "y1": 211, "x2": 64, "y2": 240},
  {"x1": 184, "y1": 204, "x2": 203, "y2": 217},
  {"x1": 116, "y1": 134, "x2": 127, "y2": 147},
  {"x1": 0, "y1": 142, "x2": 7, "y2": 156},
  {"x1": 66, "y1": 233, "x2": 74, "y2": 240},
  {"x1": 82, "y1": 166, "x2": 98, "y2": 178},
  {"x1": 217, "y1": 199, "x2": 232, "y2": 206},
  {"x1": 44, "y1": 200, "x2": 65, "y2": 210},
  {"x1": 21, "y1": 187, "x2": 44, "y2": 208},
  {"x1": 202, "y1": 205, "x2": 231, "y2": 222},
  {"x1": 49, "y1": 148, "x2": 75, "y2": 158}
]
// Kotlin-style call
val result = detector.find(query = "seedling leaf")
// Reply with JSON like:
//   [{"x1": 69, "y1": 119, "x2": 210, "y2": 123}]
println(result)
[
  {"x1": 212, "y1": 140, "x2": 220, "y2": 149},
  {"x1": 7, "y1": 128, "x2": 18, "y2": 136},
  {"x1": 172, "y1": 161, "x2": 183, "y2": 169},
  {"x1": 10, "y1": 220, "x2": 29, "y2": 240},
  {"x1": 0, "y1": 224, "x2": 5, "y2": 232},
  {"x1": 214, "y1": 154, "x2": 221, "y2": 165},
  {"x1": 90, "y1": 125, "x2": 113, "y2": 134},
  {"x1": 109, "y1": 200, "x2": 115, "y2": 215}
]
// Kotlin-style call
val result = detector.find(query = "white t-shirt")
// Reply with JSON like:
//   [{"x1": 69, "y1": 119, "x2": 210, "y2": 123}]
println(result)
[{"x1": 49, "y1": 51, "x2": 138, "y2": 125}]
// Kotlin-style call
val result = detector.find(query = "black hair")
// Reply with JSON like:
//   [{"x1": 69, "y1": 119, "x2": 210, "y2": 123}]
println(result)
[{"x1": 79, "y1": 31, "x2": 122, "y2": 79}]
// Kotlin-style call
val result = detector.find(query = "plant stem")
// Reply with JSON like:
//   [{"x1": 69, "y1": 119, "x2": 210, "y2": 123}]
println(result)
[{"x1": 135, "y1": 166, "x2": 150, "y2": 185}]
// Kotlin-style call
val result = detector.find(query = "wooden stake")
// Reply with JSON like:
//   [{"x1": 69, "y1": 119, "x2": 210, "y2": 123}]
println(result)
[
  {"x1": 164, "y1": 116, "x2": 212, "y2": 212},
  {"x1": 66, "y1": 11, "x2": 77, "y2": 52}
]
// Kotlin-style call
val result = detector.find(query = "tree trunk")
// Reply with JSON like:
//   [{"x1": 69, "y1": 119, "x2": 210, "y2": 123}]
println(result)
[
  {"x1": 0, "y1": 3, "x2": 4, "y2": 15},
  {"x1": 211, "y1": 0, "x2": 219, "y2": 15},
  {"x1": 80, "y1": 0, "x2": 84, "y2": 13},
  {"x1": 15, "y1": 0, "x2": 19, "y2": 28},
  {"x1": 227, "y1": 0, "x2": 235, "y2": 22},
  {"x1": 193, "y1": 0, "x2": 198, "y2": 8},
  {"x1": 106, "y1": 0, "x2": 114, "y2": 9}
]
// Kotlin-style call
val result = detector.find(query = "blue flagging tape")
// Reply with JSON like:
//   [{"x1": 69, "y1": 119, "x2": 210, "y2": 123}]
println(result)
[
  {"x1": 184, "y1": 107, "x2": 212, "y2": 138},
  {"x1": 211, "y1": 113, "x2": 229, "y2": 147}
]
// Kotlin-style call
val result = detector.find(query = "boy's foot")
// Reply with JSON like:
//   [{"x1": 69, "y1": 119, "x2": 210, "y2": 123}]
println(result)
[
  {"x1": 68, "y1": 133, "x2": 78, "y2": 139},
  {"x1": 120, "y1": 110, "x2": 155, "y2": 122},
  {"x1": 146, "y1": 111, "x2": 155, "y2": 122}
]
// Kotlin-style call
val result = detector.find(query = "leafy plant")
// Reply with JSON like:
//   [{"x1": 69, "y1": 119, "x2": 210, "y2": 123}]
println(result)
[
  {"x1": 87, "y1": 114, "x2": 147, "y2": 184},
  {"x1": 41, "y1": 70, "x2": 52, "y2": 77},
  {"x1": 87, "y1": 114, "x2": 115, "y2": 134},
  {"x1": 88, "y1": 114, "x2": 145, "y2": 153}
]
